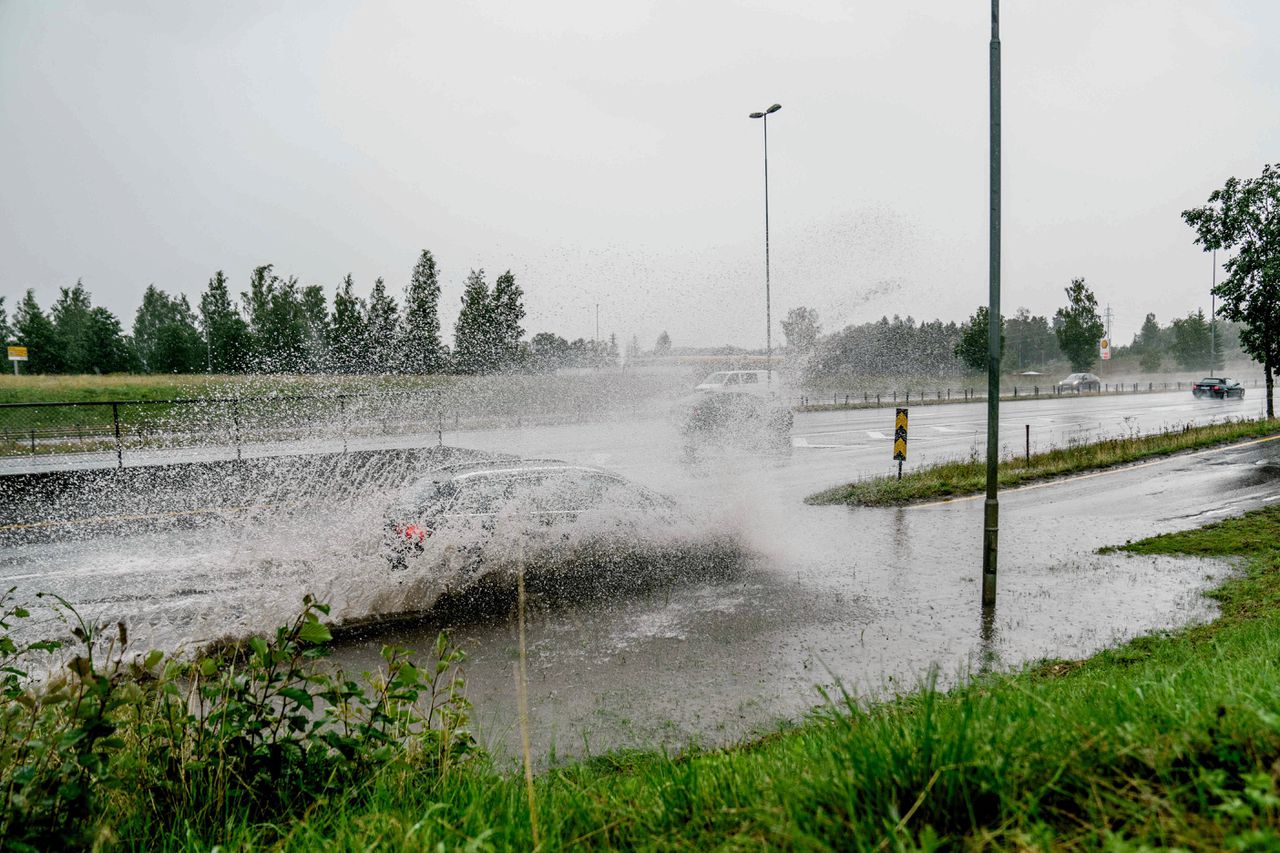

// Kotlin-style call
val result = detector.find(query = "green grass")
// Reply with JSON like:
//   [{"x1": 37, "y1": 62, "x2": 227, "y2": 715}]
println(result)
[
  {"x1": 92, "y1": 504, "x2": 1280, "y2": 849},
  {"x1": 0, "y1": 373, "x2": 236, "y2": 404},
  {"x1": 0, "y1": 373, "x2": 461, "y2": 404},
  {"x1": 808, "y1": 417, "x2": 1280, "y2": 506}
]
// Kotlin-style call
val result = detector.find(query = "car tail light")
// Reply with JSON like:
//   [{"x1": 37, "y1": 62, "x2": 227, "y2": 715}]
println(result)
[
  {"x1": 1213, "y1": 385, "x2": 1221, "y2": 391},
  {"x1": 395, "y1": 523, "x2": 432, "y2": 542}
]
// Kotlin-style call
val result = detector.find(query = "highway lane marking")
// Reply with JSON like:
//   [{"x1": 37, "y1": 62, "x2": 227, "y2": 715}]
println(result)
[{"x1": 905, "y1": 432, "x2": 1280, "y2": 510}]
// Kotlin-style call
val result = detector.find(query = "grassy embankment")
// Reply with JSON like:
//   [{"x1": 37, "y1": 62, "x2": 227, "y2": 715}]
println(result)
[
  {"x1": 0, "y1": 372, "x2": 456, "y2": 404},
  {"x1": 808, "y1": 417, "x2": 1280, "y2": 506},
  {"x1": 77, "y1": 503, "x2": 1280, "y2": 848}
]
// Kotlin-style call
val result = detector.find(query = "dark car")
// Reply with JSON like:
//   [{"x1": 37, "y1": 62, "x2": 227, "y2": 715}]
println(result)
[
  {"x1": 1055, "y1": 372, "x2": 1101, "y2": 393},
  {"x1": 1192, "y1": 377, "x2": 1245, "y2": 399},
  {"x1": 382, "y1": 458, "x2": 680, "y2": 572}
]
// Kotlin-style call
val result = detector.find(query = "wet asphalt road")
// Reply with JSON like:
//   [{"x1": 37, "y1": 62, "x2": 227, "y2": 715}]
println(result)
[{"x1": 1, "y1": 389, "x2": 1276, "y2": 761}]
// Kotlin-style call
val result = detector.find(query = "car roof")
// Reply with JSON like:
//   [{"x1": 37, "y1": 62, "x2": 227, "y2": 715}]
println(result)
[{"x1": 425, "y1": 459, "x2": 619, "y2": 485}]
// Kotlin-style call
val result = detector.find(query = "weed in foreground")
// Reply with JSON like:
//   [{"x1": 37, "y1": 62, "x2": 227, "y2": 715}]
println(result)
[{"x1": 0, "y1": 588, "x2": 475, "y2": 850}]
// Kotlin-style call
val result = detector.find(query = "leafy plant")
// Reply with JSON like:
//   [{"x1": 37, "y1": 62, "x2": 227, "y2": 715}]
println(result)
[{"x1": 0, "y1": 591, "x2": 475, "y2": 849}]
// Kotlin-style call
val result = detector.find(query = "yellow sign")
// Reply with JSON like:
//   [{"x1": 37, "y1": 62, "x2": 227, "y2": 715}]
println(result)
[
  {"x1": 6, "y1": 346, "x2": 27, "y2": 361},
  {"x1": 893, "y1": 408, "x2": 908, "y2": 461}
]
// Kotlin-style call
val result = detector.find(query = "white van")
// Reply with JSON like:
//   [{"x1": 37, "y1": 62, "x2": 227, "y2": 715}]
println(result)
[{"x1": 694, "y1": 370, "x2": 772, "y2": 395}]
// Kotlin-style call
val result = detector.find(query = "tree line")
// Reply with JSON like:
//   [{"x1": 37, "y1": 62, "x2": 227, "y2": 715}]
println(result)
[
  {"x1": 1, "y1": 251, "x2": 536, "y2": 376},
  {"x1": 788, "y1": 276, "x2": 1247, "y2": 381}
]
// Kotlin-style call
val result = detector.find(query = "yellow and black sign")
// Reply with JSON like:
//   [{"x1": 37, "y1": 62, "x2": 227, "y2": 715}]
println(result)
[
  {"x1": 6, "y1": 346, "x2": 27, "y2": 361},
  {"x1": 893, "y1": 407, "x2": 908, "y2": 461}
]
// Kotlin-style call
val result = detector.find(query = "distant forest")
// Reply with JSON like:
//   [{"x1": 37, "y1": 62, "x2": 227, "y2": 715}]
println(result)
[
  {"x1": 788, "y1": 301, "x2": 1247, "y2": 380},
  {"x1": 1, "y1": 251, "x2": 620, "y2": 376},
  {"x1": 0, "y1": 258, "x2": 1249, "y2": 380}
]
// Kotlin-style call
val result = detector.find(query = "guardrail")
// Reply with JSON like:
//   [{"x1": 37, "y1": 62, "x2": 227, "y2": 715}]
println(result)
[
  {"x1": 792, "y1": 378, "x2": 1261, "y2": 409},
  {"x1": 0, "y1": 389, "x2": 619, "y2": 469}
]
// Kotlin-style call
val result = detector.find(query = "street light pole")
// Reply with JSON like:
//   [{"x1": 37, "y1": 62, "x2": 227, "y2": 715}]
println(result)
[
  {"x1": 1210, "y1": 249, "x2": 1217, "y2": 372},
  {"x1": 749, "y1": 103, "x2": 781, "y2": 383},
  {"x1": 983, "y1": 0, "x2": 1001, "y2": 607}
]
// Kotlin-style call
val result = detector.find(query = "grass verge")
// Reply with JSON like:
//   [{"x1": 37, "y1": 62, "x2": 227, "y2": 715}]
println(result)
[{"x1": 807, "y1": 417, "x2": 1280, "y2": 506}]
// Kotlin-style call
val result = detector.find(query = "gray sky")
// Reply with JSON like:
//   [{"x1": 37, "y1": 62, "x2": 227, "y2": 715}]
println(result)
[{"x1": 1, "y1": 0, "x2": 1277, "y2": 349}]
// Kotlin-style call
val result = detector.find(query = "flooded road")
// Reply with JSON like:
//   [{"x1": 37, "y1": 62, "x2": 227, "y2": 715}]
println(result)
[{"x1": 1, "y1": 389, "x2": 1276, "y2": 760}]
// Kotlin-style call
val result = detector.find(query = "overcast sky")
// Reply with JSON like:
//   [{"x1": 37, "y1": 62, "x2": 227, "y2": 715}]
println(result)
[{"x1": 1, "y1": 1, "x2": 1276, "y2": 349}]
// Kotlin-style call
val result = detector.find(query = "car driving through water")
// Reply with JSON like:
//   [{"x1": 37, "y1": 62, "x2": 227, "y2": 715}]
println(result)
[
  {"x1": 676, "y1": 370, "x2": 793, "y2": 449},
  {"x1": 382, "y1": 457, "x2": 688, "y2": 576}
]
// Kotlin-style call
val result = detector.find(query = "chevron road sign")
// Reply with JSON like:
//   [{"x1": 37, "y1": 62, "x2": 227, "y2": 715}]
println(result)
[{"x1": 893, "y1": 407, "x2": 908, "y2": 479}]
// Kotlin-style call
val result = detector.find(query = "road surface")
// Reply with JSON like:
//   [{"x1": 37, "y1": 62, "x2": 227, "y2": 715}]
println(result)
[{"x1": 0, "y1": 389, "x2": 1274, "y2": 759}]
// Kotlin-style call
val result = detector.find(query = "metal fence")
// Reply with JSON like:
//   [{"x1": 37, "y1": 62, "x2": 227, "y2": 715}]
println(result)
[
  {"x1": 0, "y1": 388, "x2": 630, "y2": 469},
  {"x1": 791, "y1": 378, "x2": 1262, "y2": 409}
]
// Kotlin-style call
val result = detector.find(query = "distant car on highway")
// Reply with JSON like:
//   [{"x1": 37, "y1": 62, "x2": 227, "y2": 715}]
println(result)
[
  {"x1": 1192, "y1": 377, "x2": 1245, "y2": 400},
  {"x1": 694, "y1": 370, "x2": 772, "y2": 394},
  {"x1": 382, "y1": 458, "x2": 680, "y2": 572},
  {"x1": 1055, "y1": 372, "x2": 1101, "y2": 393}
]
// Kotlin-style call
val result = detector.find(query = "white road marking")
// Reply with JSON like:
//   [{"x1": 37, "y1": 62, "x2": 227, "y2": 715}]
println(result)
[
  {"x1": 866, "y1": 431, "x2": 888, "y2": 440},
  {"x1": 931, "y1": 426, "x2": 965, "y2": 433}
]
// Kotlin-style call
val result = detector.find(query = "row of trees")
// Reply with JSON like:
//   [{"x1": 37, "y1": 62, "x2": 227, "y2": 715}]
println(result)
[
  {"x1": 949, "y1": 279, "x2": 1107, "y2": 373},
  {"x1": 787, "y1": 275, "x2": 1247, "y2": 381},
  {"x1": 2, "y1": 251, "x2": 533, "y2": 376}
]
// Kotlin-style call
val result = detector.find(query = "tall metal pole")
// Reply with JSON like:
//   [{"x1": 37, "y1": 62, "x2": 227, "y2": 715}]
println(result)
[
  {"x1": 763, "y1": 112, "x2": 772, "y2": 383},
  {"x1": 750, "y1": 104, "x2": 781, "y2": 383},
  {"x1": 982, "y1": 0, "x2": 1001, "y2": 607},
  {"x1": 1210, "y1": 249, "x2": 1217, "y2": 372}
]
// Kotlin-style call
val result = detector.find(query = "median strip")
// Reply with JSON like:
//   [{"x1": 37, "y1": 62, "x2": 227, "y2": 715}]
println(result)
[{"x1": 806, "y1": 417, "x2": 1280, "y2": 507}]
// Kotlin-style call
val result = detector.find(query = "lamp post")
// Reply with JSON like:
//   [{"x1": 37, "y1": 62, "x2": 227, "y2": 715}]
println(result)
[
  {"x1": 1210, "y1": 249, "x2": 1217, "y2": 373},
  {"x1": 749, "y1": 103, "x2": 781, "y2": 383},
  {"x1": 982, "y1": 0, "x2": 1001, "y2": 607}
]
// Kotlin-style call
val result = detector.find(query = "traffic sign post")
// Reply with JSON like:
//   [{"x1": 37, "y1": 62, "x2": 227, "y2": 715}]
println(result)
[
  {"x1": 893, "y1": 408, "x2": 908, "y2": 480},
  {"x1": 7, "y1": 346, "x2": 27, "y2": 376},
  {"x1": 1099, "y1": 337, "x2": 1111, "y2": 361}
]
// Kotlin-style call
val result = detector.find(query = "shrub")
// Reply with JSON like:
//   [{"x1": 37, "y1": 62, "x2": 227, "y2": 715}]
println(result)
[{"x1": 0, "y1": 589, "x2": 475, "y2": 849}]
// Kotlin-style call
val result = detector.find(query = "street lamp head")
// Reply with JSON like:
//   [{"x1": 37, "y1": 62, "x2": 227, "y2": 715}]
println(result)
[
  {"x1": 766, "y1": 103, "x2": 782, "y2": 114},
  {"x1": 749, "y1": 112, "x2": 765, "y2": 119}
]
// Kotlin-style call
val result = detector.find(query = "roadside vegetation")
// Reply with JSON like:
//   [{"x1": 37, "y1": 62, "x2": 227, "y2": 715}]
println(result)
[
  {"x1": 4, "y1": 505, "x2": 1280, "y2": 848},
  {"x1": 808, "y1": 417, "x2": 1280, "y2": 507},
  {"x1": 0, "y1": 372, "x2": 454, "y2": 405}
]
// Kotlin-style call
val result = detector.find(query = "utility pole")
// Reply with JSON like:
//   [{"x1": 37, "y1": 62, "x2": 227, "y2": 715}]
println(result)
[
  {"x1": 1210, "y1": 249, "x2": 1217, "y2": 372},
  {"x1": 1103, "y1": 304, "x2": 1114, "y2": 341},
  {"x1": 982, "y1": 0, "x2": 1001, "y2": 608}
]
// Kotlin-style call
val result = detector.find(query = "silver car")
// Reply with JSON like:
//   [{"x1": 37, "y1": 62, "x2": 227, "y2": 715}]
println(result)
[
  {"x1": 1055, "y1": 372, "x2": 1101, "y2": 393},
  {"x1": 382, "y1": 458, "x2": 679, "y2": 572}
]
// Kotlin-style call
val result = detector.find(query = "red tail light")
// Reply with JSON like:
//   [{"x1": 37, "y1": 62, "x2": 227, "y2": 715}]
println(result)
[
  {"x1": 1213, "y1": 385, "x2": 1221, "y2": 391},
  {"x1": 396, "y1": 523, "x2": 432, "y2": 542}
]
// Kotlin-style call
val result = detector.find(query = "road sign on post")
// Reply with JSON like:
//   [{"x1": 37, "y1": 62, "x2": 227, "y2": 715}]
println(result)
[
  {"x1": 893, "y1": 407, "x2": 908, "y2": 479},
  {"x1": 7, "y1": 346, "x2": 27, "y2": 376},
  {"x1": 1099, "y1": 337, "x2": 1111, "y2": 360}
]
